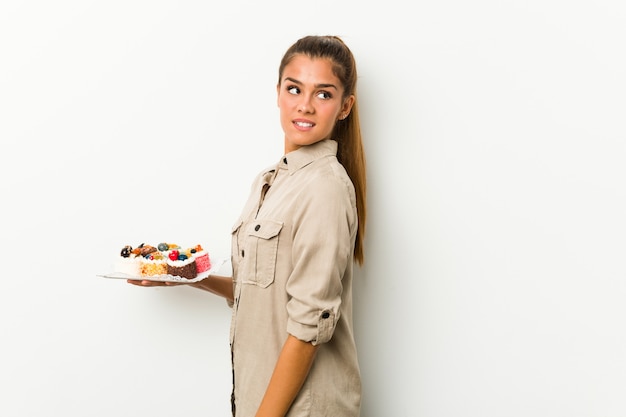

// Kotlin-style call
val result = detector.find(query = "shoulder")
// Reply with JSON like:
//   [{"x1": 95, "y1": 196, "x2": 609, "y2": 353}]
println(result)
[{"x1": 298, "y1": 156, "x2": 356, "y2": 208}]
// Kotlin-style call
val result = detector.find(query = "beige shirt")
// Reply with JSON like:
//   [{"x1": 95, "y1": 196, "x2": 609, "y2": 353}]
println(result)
[{"x1": 230, "y1": 139, "x2": 361, "y2": 416}]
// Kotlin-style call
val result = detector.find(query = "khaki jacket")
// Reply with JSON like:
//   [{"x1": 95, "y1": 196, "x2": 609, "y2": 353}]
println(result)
[{"x1": 230, "y1": 139, "x2": 361, "y2": 416}]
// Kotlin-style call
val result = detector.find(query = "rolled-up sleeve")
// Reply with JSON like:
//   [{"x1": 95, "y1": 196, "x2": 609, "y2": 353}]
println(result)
[{"x1": 285, "y1": 170, "x2": 356, "y2": 345}]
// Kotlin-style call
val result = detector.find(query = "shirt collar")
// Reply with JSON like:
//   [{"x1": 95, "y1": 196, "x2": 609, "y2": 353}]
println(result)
[{"x1": 281, "y1": 139, "x2": 338, "y2": 174}]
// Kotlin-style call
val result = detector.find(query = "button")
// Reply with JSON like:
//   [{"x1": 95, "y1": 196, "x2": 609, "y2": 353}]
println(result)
[
  {"x1": 321, "y1": 311, "x2": 330, "y2": 319},
  {"x1": 283, "y1": 157, "x2": 288, "y2": 164},
  {"x1": 241, "y1": 250, "x2": 245, "y2": 257},
  {"x1": 254, "y1": 224, "x2": 260, "y2": 231}
]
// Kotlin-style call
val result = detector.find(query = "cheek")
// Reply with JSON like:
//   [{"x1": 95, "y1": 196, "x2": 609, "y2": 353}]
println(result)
[
  {"x1": 277, "y1": 93, "x2": 293, "y2": 110},
  {"x1": 278, "y1": 108, "x2": 291, "y2": 129},
  {"x1": 322, "y1": 106, "x2": 341, "y2": 121}
]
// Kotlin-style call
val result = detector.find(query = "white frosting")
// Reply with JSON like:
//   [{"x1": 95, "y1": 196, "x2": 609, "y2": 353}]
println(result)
[
  {"x1": 141, "y1": 257, "x2": 166, "y2": 265},
  {"x1": 166, "y1": 257, "x2": 195, "y2": 267},
  {"x1": 114, "y1": 256, "x2": 141, "y2": 276}
]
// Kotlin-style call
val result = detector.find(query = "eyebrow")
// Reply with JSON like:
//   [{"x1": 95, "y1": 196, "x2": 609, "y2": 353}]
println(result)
[{"x1": 283, "y1": 77, "x2": 338, "y2": 90}]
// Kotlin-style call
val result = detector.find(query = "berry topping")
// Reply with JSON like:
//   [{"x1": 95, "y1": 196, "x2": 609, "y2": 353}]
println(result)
[
  {"x1": 120, "y1": 245, "x2": 133, "y2": 258},
  {"x1": 157, "y1": 242, "x2": 169, "y2": 251},
  {"x1": 169, "y1": 250, "x2": 180, "y2": 261}
]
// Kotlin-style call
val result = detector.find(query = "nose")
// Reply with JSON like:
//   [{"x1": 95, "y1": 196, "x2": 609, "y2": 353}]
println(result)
[{"x1": 298, "y1": 95, "x2": 314, "y2": 113}]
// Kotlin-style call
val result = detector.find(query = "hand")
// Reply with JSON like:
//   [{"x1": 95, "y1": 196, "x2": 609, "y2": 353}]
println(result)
[{"x1": 126, "y1": 279, "x2": 187, "y2": 287}]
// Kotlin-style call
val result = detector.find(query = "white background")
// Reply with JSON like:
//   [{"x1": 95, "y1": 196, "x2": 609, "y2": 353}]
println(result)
[{"x1": 1, "y1": 1, "x2": 625, "y2": 416}]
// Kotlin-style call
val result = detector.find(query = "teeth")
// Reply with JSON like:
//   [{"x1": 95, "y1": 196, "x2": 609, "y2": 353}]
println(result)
[{"x1": 295, "y1": 121, "x2": 313, "y2": 127}]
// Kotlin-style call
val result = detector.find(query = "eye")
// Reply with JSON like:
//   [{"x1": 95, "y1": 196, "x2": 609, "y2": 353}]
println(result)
[
  {"x1": 317, "y1": 91, "x2": 332, "y2": 100},
  {"x1": 287, "y1": 85, "x2": 300, "y2": 95}
]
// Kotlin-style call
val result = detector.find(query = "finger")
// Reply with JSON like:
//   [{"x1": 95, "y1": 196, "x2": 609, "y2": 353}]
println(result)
[
  {"x1": 127, "y1": 279, "x2": 163, "y2": 287},
  {"x1": 164, "y1": 281, "x2": 185, "y2": 286}
]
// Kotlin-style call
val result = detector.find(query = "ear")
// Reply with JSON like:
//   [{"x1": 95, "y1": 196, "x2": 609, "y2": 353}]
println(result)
[
  {"x1": 339, "y1": 94, "x2": 356, "y2": 119},
  {"x1": 276, "y1": 84, "x2": 281, "y2": 107}
]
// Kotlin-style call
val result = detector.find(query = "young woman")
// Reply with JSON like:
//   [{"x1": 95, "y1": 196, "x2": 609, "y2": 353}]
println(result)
[{"x1": 129, "y1": 35, "x2": 367, "y2": 417}]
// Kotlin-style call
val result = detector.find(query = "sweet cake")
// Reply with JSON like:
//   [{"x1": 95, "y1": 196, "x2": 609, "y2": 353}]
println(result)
[
  {"x1": 192, "y1": 245, "x2": 211, "y2": 274},
  {"x1": 140, "y1": 251, "x2": 167, "y2": 276},
  {"x1": 114, "y1": 245, "x2": 141, "y2": 276},
  {"x1": 166, "y1": 249, "x2": 197, "y2": 279},
  {"x1": 114, "y1": 242, "x2": 211, "y2": 280}
]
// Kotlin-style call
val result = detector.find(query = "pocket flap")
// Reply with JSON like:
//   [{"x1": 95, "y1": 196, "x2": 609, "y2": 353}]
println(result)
[{"x1": 247, "y1": 220, "x2": 283, "y2": 240}]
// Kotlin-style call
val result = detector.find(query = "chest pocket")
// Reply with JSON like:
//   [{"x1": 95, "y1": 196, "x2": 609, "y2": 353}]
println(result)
[{"x1": 241, "y1": 219, "x2": 283, "y2": 288}]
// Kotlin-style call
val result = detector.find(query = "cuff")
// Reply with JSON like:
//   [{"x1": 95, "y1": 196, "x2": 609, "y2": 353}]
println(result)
[{"x1": 287, "y1": 309, "x2": 336, "y2": 346}]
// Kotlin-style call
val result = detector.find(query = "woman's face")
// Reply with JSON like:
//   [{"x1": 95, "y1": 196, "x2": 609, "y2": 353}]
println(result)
[{"x1": 277, "y1": 55, "x2": 354, "y2": 154}]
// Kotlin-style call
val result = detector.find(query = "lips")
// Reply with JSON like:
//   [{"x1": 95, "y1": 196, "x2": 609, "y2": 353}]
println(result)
[
  {"x1": 293, "y1": 119, "x2": 315, "y2": 130},
  {"x1": 292, "y1": 119, "x2": 315, "y2": 129}
]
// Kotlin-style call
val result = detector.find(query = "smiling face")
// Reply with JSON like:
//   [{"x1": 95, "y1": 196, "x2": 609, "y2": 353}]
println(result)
[{"x1": 277, "y1": 55, "x2": 355, "y2": 154}]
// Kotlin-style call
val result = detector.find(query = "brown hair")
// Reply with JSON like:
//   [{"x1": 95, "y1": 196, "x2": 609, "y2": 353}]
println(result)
[{"x1": 278, "y1": 35, "x2": 367, "y2": 265}]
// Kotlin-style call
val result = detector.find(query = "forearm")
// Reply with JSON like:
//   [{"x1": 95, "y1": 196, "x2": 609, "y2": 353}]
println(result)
[
  {"x1": 190, "y1": 274, "x2": 234, "y2": 302},
  {"x1": 255, "y1": 334, "x2": 318, "y2": 417}
]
